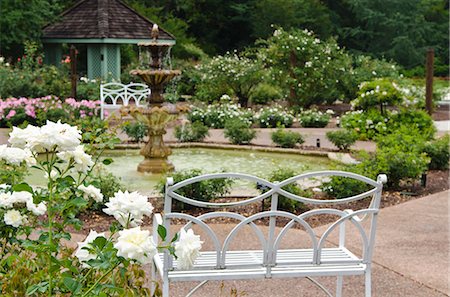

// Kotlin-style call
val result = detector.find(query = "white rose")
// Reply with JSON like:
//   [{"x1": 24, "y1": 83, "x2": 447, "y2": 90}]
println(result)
[
  {"x1": 75, "y1": 230, "x2": 106, "y2": 268},
  {"x1": 0, "y1": 192, "x2": 13, "y2": 208},
  {"x1": 78, "y1": 185, "x2": 103, "y2": 203},
  {"x1": 174, "y1": 229, "x2": 203, "y2": 270},
  {"x1": 9, "y1": 125, "x2": 41, "y2": 149},
  {"x1": 0, "y1": 145, "x2": 35, "y2": 166},
  {"x1": 10, "y1": 191, "x2": 33, "y2": 204},
  {"x1": 44, "y1": 169, "x2": 58, "y2": 180},
  {"x1": 57, "y1": 145, "x2": 94, "y2": 173},
  {"x1": 39, "y1": 121, "x2": 82, "y2": 152},
  {"x1": 26, "y1": 200, "x2": 47, "y2": 216},
  {"x1": 114, "y1": 226, "x2": 157, "y2": 264},
  {"x1": 4, "y1": 209, "x2": 27, "y2": 227},
  {"x1": 103, "y1": 191, "x2": 153, "y2": 227}
]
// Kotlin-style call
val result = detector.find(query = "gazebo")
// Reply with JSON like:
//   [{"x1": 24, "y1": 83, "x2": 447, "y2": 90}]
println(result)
[{"x1": 41, "y1": 0, "x2": 175, "y2": 81}]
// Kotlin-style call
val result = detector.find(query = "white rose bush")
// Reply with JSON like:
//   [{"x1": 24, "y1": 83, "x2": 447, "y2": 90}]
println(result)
[{"x1": 0, "y1": 121, "x2": 203, "y2": 296}]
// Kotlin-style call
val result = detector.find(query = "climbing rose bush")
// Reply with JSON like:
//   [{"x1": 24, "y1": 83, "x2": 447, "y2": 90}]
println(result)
[{"x1": 0, "y1": 121, "x2": 203, "y2": 296}]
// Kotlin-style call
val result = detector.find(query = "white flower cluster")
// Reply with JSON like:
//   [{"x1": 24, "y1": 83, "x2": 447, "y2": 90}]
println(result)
[
  {"x1": 9, "y1": 121, "x2": 95, "y2": 174},
  {"x1": 103, "y1": 190, "x2": 154, "y2": 227},
  {"x1": 254, "y1": 105, "x2": 294, "y2": 127},
  {"x1": 9, "y1": 120, "x2": 81, "y2": 152},
  {"x1": 114, "y1": 227, "x2": 157, "y2": 264},
  {"x1": 0, "y1": 190, "x2": 46, "y2": 227},
  {"x1": 78, "y1": 185, "x2": 103, "y2": 203},
  {"x1": 57, "y1": 145, "x2": 94, "y2": 173},
  {"x1": 189, "y1": 102, "x2": 253, "y2": 128},
  {"x1": 0, "y1": 145, "x2": 35, "y2": 166},
  {"x1": 76, "y1": 188, "x2": 203, "y2": 270}
]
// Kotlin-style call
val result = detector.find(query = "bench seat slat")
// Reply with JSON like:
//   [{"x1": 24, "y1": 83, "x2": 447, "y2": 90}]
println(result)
[{"x1": 156, "y1": 247, "x2": 364, "y2": 281}]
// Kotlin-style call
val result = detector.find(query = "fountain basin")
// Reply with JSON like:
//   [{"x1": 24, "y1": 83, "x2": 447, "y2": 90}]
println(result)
[{"x1": 26, "y1": 148, "x2": 336, "y2": 196}]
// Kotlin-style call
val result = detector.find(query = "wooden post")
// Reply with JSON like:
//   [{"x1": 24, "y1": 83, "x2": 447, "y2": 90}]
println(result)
[
  {"x1": 425, "y1": 48, "x2": 434, "y2": 115},
  {"x1": 70, "y1": 45, "x2": 78, "y2": 98}
]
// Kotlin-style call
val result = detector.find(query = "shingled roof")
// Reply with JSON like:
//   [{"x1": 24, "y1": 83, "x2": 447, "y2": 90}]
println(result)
[{"x1": 42, "y1": 0, "x2": 175, "y2": 41}]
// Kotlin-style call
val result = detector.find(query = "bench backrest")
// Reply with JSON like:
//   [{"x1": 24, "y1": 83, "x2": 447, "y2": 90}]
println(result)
[
  {"x1": 163, "y1": 170, "x2": 386, "y2": 269},
  {"x1": 100, "y1": 82, "x2": 150, "y2": 119}
]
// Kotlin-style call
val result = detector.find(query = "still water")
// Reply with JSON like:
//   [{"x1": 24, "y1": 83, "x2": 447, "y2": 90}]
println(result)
[{"x1": 27, "y1": 148, "x2": 335, "y2": 195}]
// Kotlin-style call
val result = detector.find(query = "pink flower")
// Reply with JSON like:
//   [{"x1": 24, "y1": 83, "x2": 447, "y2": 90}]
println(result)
[{"x1": 6, "y1": 110, "x2": 16, "y2": 119}]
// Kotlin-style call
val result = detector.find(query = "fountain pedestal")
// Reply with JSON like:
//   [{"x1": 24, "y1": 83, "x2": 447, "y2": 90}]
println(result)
[
  {"x1": 125, "y1": 24, "x2": 184, "y2": 173},
  {"x1": 126, "y1": 105, "x2": 181, "y2": 173}
]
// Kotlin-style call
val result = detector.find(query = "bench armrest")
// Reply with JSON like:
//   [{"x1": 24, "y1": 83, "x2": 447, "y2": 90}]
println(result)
[{"x1": 152, "y1": 213, "x2": 163, "y2": 244}]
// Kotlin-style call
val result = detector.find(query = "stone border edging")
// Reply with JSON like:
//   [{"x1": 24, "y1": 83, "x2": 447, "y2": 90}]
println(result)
[{"x1": 114, "y1": 142, "x2": 331, "y2": 157}]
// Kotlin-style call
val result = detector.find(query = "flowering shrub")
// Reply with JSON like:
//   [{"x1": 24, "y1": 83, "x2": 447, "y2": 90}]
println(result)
[
  {"x1": 194, "y1": 52, "x2": 263, "y2": 106},
  {"x1": 259, "y1": 27, "x2": 353, "y2": 106},
  {"x1": 351, "y1": 79, "x2": 403, "y2": 112},
  {"x1": 0, "y1": 96, "x2": 101, "y2": 128},
  {"x1": 298, "y1": 109, "x2": 331, "y2": 128},
  {"x1": 188, "y1": 102, "x2": 253, "y2": 129},
  {"x1": 340, "y1": 109, "x2": 389, "y2": 140},
  {"x1": 340, "y1": 108, "x2": 435, "y2": 141},
  {"x1": 0, "y1": 121, "x2": 203, "y2": 295},
  {"x1": 422, "y1": 135, "x2": 450, "y2": 170},
  {"x1": 254, "y1": 105, "x2": 294, "y2": 128}
]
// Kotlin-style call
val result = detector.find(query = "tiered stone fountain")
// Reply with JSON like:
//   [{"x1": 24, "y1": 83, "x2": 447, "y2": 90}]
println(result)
[{"x1": 126, "y1": 24, "x2": 185, "y2": 173}]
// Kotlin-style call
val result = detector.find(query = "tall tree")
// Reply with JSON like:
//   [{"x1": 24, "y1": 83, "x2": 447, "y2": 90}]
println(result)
[
  {"x1": 250, "y1": 0, "x2": 333, "y2": 40},
  {"x1": 326, "y1": 0, "x2": 449, "y2": 68},
  {"x1": 0, "y1": 0, "x2": 64, "y2": 58}
]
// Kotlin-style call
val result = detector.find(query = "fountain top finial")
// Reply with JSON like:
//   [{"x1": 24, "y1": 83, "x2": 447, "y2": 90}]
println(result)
[{"x1": 151, "y1": 24, "x2": 159, "y2": 40}]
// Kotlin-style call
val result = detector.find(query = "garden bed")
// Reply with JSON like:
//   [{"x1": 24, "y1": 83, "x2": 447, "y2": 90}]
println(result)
[{"x1": 78, "y1": 169, "x2": 449, "y2": 232}]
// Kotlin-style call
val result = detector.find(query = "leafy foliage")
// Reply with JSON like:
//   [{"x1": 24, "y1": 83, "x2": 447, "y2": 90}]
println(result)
[
  {"x1": 271, "y1": 129, "x2": 304, "y2": 148},
  {"x1": 249, "y1": 83, "x2": 283, "y2": 105},
  {"x1": 259, "y1": 27, "x2": 353, "y2": 106},
  {"x1": 188, "y1": 102, "x2": 253, "y2": 129},
  {"x1": 298, "y1": 109, "x2": 331, "y2": 128},
  {"x1": 326, "y1": 130, "x2": 358, "y2": 151},
  {"x1": 422, "y1": 135, "x2": 450, "y2": 170},
  {"x1": 121, "y1": 121, "x2": 148, "y2": 143},
  {"x1": 334, "y1": 0, "x2": 449, "y2": 69},
  {"x1": 224, "y1": 118, "x2": 257, "y2": 145},
  {"x1": 351, "y1": 79, "x2": 403, "y2": 112},
  {"x1": 157, "y1": 169, "x2": 233, "y2": 210},
  {"x1": 174, "y1": 121, "x2": 209, "y2": 142},
  {"x1": 194, "y1": 52, "x2": 263, "y2": 106},
  {"x1": 254, "y1": 105, "x2": 294, "y2": 128},
  {"x1": 262, "y1": 168, "x2": 309, "y2": 211}
]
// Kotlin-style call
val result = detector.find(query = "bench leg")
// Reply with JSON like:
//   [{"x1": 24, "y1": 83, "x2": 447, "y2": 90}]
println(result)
[
  {"x1": 162, "y1": 278, "x2": 170, "y2": 297},
  {"x1": 336, "y1": 275, "x2": 343, "y2": 297},
  {"x1": 365, "y1": 267, "x2": 372, "y2": 297}
]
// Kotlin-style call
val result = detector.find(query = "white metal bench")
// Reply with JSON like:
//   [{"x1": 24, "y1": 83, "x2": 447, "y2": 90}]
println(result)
[
  {"x1": 100, "y1": 82, "x2": 150, "y2": 119},
  {"x1": 153, "y1": 170, "x2": 387, "y2": 297}
]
